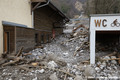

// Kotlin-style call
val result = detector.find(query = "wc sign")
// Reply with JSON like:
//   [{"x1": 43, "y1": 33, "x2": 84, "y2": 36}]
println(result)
[
  {"x1": 94, "y1": 19, "x2": 120, "y2": 27},
  {"x1": 90, "y1": 14, "x2": 120, "y2": 64}
]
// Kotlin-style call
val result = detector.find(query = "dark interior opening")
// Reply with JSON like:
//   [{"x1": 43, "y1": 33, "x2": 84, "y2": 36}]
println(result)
[
  {"x1": 41, "y1": 34, "x2": 44, "y2": 44},
  {"x1": 96, "y1": 31, "x2": 120, "y2": 52}
]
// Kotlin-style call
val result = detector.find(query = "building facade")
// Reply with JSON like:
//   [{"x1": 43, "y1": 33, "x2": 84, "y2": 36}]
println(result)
[{"x1": 0, "y1": 0, "x2": 69, "y2": 55}]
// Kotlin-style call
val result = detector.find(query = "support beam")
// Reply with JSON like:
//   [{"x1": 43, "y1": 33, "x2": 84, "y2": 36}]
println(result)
[
  {"x1": 32, "y1": 2, "x2": 41, "y2": 11},
  {"x1": 90, "y1": 30, "x2": 96, "y2": 64}
]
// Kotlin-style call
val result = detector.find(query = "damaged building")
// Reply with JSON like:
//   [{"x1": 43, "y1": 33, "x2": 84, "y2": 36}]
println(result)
[{"x1": 0, "y1": 0, "x2": 69, "y2": 55}]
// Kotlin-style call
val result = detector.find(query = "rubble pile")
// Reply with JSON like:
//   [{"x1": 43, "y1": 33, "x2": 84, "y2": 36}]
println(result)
[
  {"x1": 0, "y1": 17, "x2": 120, "y2": 80},
  {"x1": 94, "y1": 55, "x2": 120, "y2": 79}
]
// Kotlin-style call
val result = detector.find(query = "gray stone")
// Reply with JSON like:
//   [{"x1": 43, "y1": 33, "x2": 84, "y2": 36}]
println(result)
[
  {"x1": 95, "y1": 67, "x2": 100, "y2": 73},
  {"x1": 49, "y1": 73, "x2": 58, "y2": 80},
  {"x1": 84, "y1": 65, "x2": 96, "y2": 77},
  {"x1": 68, "y1": 77, "x2": 74, "y2": 80},
  {"x1": 47, "y1": 61, "x2": 58, "y2": 69},
  {"x1": 111, "y1": 60, "x2": 117, "y2": 64},
  {"x1": 74, "y1": 75, "x2": 83, "y2": 80}
]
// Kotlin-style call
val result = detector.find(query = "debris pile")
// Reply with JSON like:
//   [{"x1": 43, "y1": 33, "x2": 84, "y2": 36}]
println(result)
[{"x1": 0, "y1": 17, "x2": 120, "y2": 80}]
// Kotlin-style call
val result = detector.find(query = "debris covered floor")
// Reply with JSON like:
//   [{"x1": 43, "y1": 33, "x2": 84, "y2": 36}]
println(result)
[{"x1": 0, "y1": 18, "x2": 120, "y2": 80}]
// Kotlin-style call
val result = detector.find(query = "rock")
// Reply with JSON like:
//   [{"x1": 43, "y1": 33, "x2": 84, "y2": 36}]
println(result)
[
  {"x1": 39, "y1": 69, "x2": 45, "y2": 73},
  {"x1": 32, "y1": 77, "x2": 37, "y2": 80},
  {"x1": 97, "y1": 61, "x2": 101, "y2": 66},
  {"x1": 74, "y1": 75, "x2": 83, "y2": 80},
  {"x1": 75, "y1": 71, "x2": 81, "y2": 75},
  {"x1": 111, "y1": 56, "x2": 116, "y2": 59},
  {"x1": 47, "y1": 61, "x2": 58, "y2": 69},
  {"x1": 72, "y1": 69, "x2": 77, "y2": 73},
  {"x1": 68, "y1": 77, "x2": 74, "y2": 80},
  {"x1": 80, "y1": 50, "x2": 84, "y2": 53},
  {"x1": 55, "y1": 59, "x2": 67, "y2": 67},
  {"x1": 111, "y1": 60, "x2": 117, "y2": 64},
  {"x1": 103, "y1": 56, "x2": 110, "y2": 62},
  {"x1": 95, "y1": 67, "x2": 100, "y2": 73},
  {"x1": 84, "y1": 65, "x2": 96, "y2": 77},
  {"x1": 72, "y1": 65, "x2": 78, "y2": 69},
  {"x1": 63, "y1": 52, "x2": 69, "y2": 56},
  {"x1": 101, "y1": 61, "x2": 107, "y2": 67},
  {"x1": 49, "y1": 73, "x2": 58, "y2": 80},
  {"x1": 110, "y1": 56, "x2": 117, "y2": 64},
  {"x1": 99, "y1": 65, "x2": 105, "y2": 70},
  {"x1": 78, "y1": 65, "x2": 85, "y2": 71}
]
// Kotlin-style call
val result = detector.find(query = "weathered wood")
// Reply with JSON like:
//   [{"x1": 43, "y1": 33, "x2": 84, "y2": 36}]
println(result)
[
  {"x1": 104, "y1": 52, "x2": 117, "y2": 57},
  {"x1": 74, "y1": 41, "x2": 85, "y2": 56},
  {"x1": 16, "y1": 47, "x2": 24, "y2": 57},
  {"x1": 118, "y1": 54, "x2": 120, "y2": 64},
  {"x1": 18, "y1": 66, "x2": 32, "y2": 72},
  {"x1": 23, "y1": 53, "x2": 32, "y2": 56},
  {"x1": 2, "y1": 57, "x2": 21, "y2": 67},
  {"x1": 64, "y1": 69, "x2": 69, "y2": 80},
  {"x1": 40, "y1": 66, "x2": 75, "y2": 78},
  {"x1": 61, "y1": 36, "x2": 81, "y2": 44}
]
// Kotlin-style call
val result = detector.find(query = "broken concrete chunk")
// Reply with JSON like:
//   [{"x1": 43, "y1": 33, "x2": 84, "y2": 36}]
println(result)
[{"x1": 49, "y1": 73, "x2": 58, "y2": 80}]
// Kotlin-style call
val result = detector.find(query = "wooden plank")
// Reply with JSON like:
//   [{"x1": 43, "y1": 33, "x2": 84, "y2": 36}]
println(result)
[
  {"x1": 118, "y1": 54, "x2": 120, "y2": 64},
  {"x1": 4, "y1": 32, "x2": 8, "y2": 52},
  {"x1": 31, "y1": 0, "x2": 46, "y2": 2}
]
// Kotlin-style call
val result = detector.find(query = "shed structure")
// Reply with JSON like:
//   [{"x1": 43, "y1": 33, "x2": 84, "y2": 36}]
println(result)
[{"x1": 90, "y1": 14, "x2": 120, "y2": 64}]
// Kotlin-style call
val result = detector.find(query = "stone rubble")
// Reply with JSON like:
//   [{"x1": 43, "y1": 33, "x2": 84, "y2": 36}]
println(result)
[{"x1": 0, "y1": 17, "x2": 120, "y2": 80}]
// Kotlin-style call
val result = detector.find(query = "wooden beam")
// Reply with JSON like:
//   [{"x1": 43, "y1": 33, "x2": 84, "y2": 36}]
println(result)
[
  {"x1": 31, "y1": 0, "x2": 46, "y2": 2},
  {"x1": 32, "y1": 2, "x2": 41, "y2": 11}
]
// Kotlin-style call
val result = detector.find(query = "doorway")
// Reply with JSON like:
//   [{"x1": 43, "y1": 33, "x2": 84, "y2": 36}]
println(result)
[{"x1": 4, "y1": 32, "x2": 9, "y2": 53}]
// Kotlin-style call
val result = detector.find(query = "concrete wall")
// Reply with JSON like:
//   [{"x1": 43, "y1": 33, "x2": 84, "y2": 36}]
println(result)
[{"x1": 0, "y1": 0, "x2": 32, "y2": 54}]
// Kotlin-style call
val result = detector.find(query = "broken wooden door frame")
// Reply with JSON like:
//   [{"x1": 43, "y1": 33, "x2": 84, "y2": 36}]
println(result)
[{"x1": 90, "y1": 14, "x2": 120, "y2": 64}]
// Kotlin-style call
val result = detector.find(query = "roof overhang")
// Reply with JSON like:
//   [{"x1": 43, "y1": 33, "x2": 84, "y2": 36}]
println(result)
[{"x1": 31, "y1": 0, "x2": 70, "y2": 23}]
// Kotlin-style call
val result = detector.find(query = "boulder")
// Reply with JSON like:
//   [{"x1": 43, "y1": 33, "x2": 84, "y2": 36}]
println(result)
[{"x1": 84, "y1": 65, "x2": 96, "y2": 77}]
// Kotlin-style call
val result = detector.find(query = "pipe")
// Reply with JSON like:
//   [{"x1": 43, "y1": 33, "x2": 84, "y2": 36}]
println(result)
[{"x1": 37, "y1": 0, "x2": 50, "y2": 9}]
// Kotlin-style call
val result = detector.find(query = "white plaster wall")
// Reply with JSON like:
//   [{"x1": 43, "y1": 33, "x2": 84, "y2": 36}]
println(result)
[{"x1": 0, "y1": 0, "x2": 32, "y2": 55}]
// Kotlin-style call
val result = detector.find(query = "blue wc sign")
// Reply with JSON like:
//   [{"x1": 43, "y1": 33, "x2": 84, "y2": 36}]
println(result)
[{"x1": 90, "y1": 14, "x2": 120, "y2": 64}]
